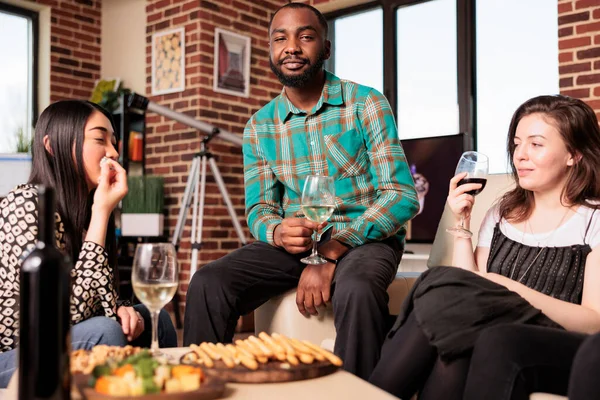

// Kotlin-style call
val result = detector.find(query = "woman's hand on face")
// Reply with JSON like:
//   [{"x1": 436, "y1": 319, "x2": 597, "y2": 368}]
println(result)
[
  {"x1": 447, "y1": 172, "x2": 482, "y2": 221},
  {"x1": 117, "y1": 306, "x2": 144, "y2": 342},
  {"x1": 93, "y1": 159, "x2": 128, "y2": 215}
]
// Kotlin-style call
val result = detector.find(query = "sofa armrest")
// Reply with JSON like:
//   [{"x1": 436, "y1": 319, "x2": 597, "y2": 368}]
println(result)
[{"x1": 388, "y1": 272, "x2": 419, "y2": 315}]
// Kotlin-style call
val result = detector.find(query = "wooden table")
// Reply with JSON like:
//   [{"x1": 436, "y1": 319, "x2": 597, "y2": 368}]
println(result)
[{"x1": 2, "y1": 347, "x2": 399, "y2": 400}]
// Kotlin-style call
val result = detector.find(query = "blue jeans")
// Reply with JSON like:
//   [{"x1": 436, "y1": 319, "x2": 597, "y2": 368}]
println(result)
[{"x1": 0, "y1": 305, "x2": 177, "y2": 388}]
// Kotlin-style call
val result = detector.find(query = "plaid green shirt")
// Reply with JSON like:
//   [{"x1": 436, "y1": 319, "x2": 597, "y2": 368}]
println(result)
[{"x1": 243, "y1": 71, "x2": 419, "y2": 248}]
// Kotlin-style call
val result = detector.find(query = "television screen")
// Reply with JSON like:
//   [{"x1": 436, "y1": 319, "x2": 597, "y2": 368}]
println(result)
[{"x1": 401, "y1": 133, "x2": 465, "y2": 243}]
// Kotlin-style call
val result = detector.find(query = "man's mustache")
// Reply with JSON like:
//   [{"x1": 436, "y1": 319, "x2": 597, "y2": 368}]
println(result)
[{"x1": 278, "y1": 56, "x2": 310, "y2": 66}]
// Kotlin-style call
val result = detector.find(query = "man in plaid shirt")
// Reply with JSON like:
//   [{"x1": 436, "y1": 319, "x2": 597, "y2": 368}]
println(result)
[{"x1": 184, "y1": 2, "x2": 419, "y2": 379}]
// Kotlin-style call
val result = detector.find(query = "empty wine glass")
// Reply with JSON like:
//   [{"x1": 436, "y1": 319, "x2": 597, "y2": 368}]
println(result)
[
  {"x1": 300, "y1": 175, "x2": 336, "y2": 265},
  {"x1": 446, "y1": 151, "x2": 489, "y2": 238},
  {"x1": 132, "y1": 243, "x2": 179, "y2": 355}
]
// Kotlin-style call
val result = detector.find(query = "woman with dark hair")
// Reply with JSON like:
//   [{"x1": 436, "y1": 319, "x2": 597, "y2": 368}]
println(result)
[
  {"x1": 0, "y1": 100, "x2": 177, "y2": 387},
  {"x1": 368, "y1": 95, "x2": 600, "y2": 400}
]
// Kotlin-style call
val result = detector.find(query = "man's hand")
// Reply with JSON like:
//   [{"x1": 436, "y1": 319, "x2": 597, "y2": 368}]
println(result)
[
  {"x1": 296, "y1": 262, "x2": 336, "y2": 316},
  {"x1": 273, "y1": 218, "x2": 325, "y2": 254}
]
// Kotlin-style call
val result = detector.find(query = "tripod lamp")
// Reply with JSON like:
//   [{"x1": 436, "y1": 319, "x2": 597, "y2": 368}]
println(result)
[{"x1": 127, "y1": 93, "x2": 248, "y2": 280}]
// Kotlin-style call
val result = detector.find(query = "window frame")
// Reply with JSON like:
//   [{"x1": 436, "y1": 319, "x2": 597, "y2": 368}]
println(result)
[
  {"x1": 325, "y1": 0, "x2": 475, "y2": 150},
  {"x1": 0, "y1": 1, "x2": 39, "y2": 126}
]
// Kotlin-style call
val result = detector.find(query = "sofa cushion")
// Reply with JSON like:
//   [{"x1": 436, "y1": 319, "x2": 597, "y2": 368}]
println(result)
[
  {"x1": 428, "y1": 173, "x2": 515, "y2": 268},
  {"x1": 254, "y1": 272, "x2": 420, "y2": 349}
]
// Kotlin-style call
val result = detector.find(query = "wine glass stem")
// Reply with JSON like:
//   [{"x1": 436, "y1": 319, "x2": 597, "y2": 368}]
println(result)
[
  {"x1": 311, "y1": 229, "x2": 318, "y2": 257},
  {"x1": 460, "y1": 217, "x2": 465, "y2": 229},
  {"x1": 151, "y1": 309, "x2": 160, "y2": 353}
]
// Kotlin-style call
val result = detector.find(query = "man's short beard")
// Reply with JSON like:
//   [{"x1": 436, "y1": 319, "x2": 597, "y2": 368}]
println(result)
[{"x1": 270, "y1": 49, "x2": 326, "y2": 88}]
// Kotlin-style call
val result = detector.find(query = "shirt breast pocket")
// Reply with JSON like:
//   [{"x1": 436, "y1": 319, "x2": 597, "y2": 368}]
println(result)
[{"x1": 323, "y1": 129, "x2": 369, "y2": 179}]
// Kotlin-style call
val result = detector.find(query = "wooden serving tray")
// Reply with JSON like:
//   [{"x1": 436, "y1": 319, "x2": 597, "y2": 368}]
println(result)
[
  {"x1": 201, "y1": 359, "x2": 340, "y2": 383},
  {"x1": 73, "y1": 373, "x2": 226, "y2": 400}
]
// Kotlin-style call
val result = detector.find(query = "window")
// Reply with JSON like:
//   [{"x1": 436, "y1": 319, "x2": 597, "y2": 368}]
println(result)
[
  {"x1": 0, "y1": 3, "x2": 38, "y2": 154},
  {"x1": 475, "y1": 0, "x2": 559, "y2": 173},
  {"x1": 396, "y1": 0, "x2": 458, "y2": 139},
  {"x1": 327, "y1": 0, "x2": 559, "y2": 173},
  {"x1": 329, "y1": 7, "x2": 384, "y2": 93}
]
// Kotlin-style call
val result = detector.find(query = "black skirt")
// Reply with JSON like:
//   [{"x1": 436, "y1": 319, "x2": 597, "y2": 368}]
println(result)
[{"x1": 388, "y1": 266, "x2": 562, "y2": 361}]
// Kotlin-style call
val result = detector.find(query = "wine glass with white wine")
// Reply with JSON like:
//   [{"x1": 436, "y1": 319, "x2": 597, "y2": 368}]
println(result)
[
  {"x1": 300, "y1": 175, "x2": 336, "y2": 265},
  {"x1": 132, "y1": 243, "x2": 179, "y2": 356}
]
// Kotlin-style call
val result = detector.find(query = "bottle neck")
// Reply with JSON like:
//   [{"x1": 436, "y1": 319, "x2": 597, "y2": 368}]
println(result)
[{"x1": 37, "y1": 186, "x2": 56, "y2": 246}]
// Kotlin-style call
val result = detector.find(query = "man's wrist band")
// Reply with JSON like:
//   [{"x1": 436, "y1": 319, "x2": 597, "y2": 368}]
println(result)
[
  {"x1": 322, "y1": 250, "x2": 349, "y2": 265},
  {"x1": 321, "y1": 255, "x2": 338, "y2": 265}
]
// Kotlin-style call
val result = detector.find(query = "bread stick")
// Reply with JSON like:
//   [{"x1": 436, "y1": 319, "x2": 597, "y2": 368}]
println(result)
[
  {"x1": 257, "y1": 332, "x2": 287, "y2": 360},
  {"x1": 286, "y1": 353, "x2": 300, "y2": 366},
  {"x1": 189, "y1": 344, "x2": 214, "y2": 368},
  {"x1": 224, "y1": 344, "x2": 240, "y2": 358},
  {"x1": 200, "y1": 342, "x2": 222, "y2": 361},
  {"x1": 226, "y1": 344, "x2": 259, "y2": 370},
  {"x1": 258, "y1": 332, "x2": 286, "y2": 354},
  {"x1": 302, "y1": 340, "x2": 343, "y2": 367},
  {"x1": 212, "y1": 343, "x2": 235, "y2": 368},
  {"x1": 257, "y1": 333, "x2": 286, "y2": 361},
  {"x1": 256, "y1": 355, "x2": 269, "y2": 364},
  {"x1": 232, "y1": 342, "x2": 256, "y2": 360},
  {"x1": 209, "y1": 343, "x2": 234, "y2": 368},
  {"x1": 288, "y1": 337, "x2": 325, "y2": 361},
  {"x1": 271, "y1": 333, "x2": 297, "y2": 356},
  {"x1": 248, "y1": 335, "x2": 274, "y2": 357},
  {"x1": 216, "y1": 343, "x2": 235, "y2": 358},
  {"x1": 297, "y1": 352, "x2": 315, "y2": 364},
  {"x1": 236, "y1": 340, "x2": 269, "y2": 363}
]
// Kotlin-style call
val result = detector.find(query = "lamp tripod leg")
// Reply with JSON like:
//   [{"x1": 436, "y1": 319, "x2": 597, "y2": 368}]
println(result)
[
  {"x1": 208, "y1": 157, "x2": 247, "y2": 245},
  {"x1": 189, "y1": 154, "x2": 208, "y2": 280}
]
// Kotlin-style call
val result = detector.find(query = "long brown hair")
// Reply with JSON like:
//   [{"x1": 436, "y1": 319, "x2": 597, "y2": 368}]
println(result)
[
  {"x1": 498, "y1": 95, "x2": 600, "y2": 222},
  {"x1": 29, "y1": 100, "x2": 118, "y2": 271}
]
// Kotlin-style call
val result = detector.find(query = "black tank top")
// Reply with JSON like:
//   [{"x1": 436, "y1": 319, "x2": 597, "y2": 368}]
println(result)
[{"x1": 486, "y1": 211, "x2": 597, "y2": 304}]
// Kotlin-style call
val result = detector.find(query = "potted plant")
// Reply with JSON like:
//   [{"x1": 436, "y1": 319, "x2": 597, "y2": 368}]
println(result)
[
  {"x1": 14, "y1": 126, "x2": 33, "y2": 153},
  {"x1": 120, "y1": 176, "x2": 165, "y2": 237},
  {"x1": 90, "y1": 78, "x2": 131, "y2": 113},
  {"x1": 0, "y1": 127, "x2": 33, "y2": 197}
]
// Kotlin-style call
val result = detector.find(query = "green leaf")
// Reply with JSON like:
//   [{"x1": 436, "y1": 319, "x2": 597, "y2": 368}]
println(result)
[{"x1": 122, "y1": 176, "x2": 164, "y2": 214}]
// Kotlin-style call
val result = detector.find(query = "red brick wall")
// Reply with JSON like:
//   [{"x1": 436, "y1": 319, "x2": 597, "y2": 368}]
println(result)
[
  {"x1": 558, "y1": 0, "x2": 600, "y2": 117},
  {"x1": 145, "y1": 0, "x2": 600, "y2": 314},
  {"x1": 16, "y1": 0, "x2": 597, "y2": 315},
  {"x1": 144, "y1": 0, "x2": 338, "y2": 312},
  {"x1": 144, "y1": 0, "x2": 282, "y2": 309},
  {"x1": 27, "y1": 0, "x2": 102, "y2": 102}
]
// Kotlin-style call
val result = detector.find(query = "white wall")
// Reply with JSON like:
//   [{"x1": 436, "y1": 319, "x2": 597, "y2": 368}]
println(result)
[{"x1": 101, "y1": 0, "x2": 146, "y2": 94}]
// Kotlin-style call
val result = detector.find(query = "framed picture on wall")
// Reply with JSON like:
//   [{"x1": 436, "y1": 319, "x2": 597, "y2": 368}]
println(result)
[
  {"x1": 152, "y1": 27, "x2": 185, "y2": 95},
  {"x1": 213, "y1": 28, "x2": 251, "y2": 98}
]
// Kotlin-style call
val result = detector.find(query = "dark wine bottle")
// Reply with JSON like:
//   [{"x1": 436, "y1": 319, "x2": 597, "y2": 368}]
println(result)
[{"x1": 19, "y1": 186, "x2": 71, "y2": 400}]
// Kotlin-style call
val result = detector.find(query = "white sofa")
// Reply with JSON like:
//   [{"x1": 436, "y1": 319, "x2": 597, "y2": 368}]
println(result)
[
  {"x1": 254, "y1": 173, "x2": 568, "y2": 399},
  {"x1": 254, "y1": 174, "x2": 516, "y2": 344},
  {"x1": 254, "y1": 271, "x2": 420, "y2": 351}
]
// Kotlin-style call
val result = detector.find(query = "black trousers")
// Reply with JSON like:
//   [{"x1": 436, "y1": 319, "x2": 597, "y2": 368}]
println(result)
[
  {"x1": 130, "y1": 304, "x2": 178, "y2": 348},
  {"x1": 463, "y1": 324, "x2": 587, "y2": 400},
  {"x1": 569, "y1": 331, "x2": 600, "y2": 400},
  {"x1": 183, "y1": 236, "x2": 401, "y2": 380}
]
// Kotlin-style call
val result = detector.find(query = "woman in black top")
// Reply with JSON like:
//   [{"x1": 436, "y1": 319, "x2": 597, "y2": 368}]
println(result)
[
  {"x1": 369, "y1": 95, "x2": 600, "y2": 400},
  {"x1": 0, "y1": 100, "x2": 176, "y2": 387}
]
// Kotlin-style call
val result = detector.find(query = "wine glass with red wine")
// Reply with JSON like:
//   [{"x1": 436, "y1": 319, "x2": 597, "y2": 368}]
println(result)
[{"x1": 446, "y1": 151, "x2": 489, "y2": 238}]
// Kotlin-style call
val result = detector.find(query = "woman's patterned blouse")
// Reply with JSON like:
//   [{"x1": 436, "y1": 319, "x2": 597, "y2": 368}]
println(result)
[{"x1": 0, "y1": 184, "x2": 117, "y2": 352}]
